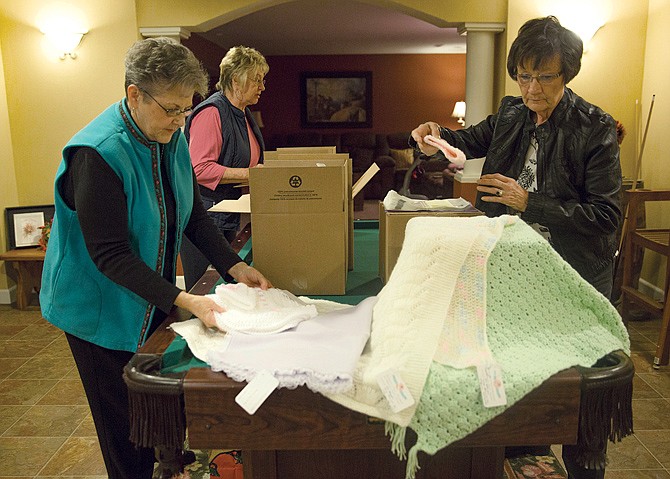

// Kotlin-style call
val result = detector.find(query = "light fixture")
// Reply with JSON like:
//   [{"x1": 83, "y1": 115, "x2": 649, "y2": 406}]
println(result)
[
  {"x1": 43, "y1": 29, "x2": 87, "y2": 59},
  {"x1": 36, "y1": 4, "x2": 88, "y2": 60},
  {"x1": 250, "y1": 111, "x2": 264, "y2": 128},
  {"x1": 451, "y1": 101, "x2": 466, "y2": 127},
  {"x1": 563, "y1": 19, "x2": 604, "y2": 50},
  {"x1": 551, "y1": 3, "x2": 608, "y2": 52}
]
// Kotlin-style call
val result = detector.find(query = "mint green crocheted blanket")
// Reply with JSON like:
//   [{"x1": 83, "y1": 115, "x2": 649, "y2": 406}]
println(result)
[{"x1": 396, "y1": 219, "x2": 630, "y2": 477}]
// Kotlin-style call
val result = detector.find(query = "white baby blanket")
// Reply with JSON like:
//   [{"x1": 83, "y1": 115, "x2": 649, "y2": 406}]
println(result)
[
  {"x1": 171, "y1": 296, "x2": 377, "y2": 394},
  {"x1": 209, "y1": 283, "x2": 318, "y2": 334}
]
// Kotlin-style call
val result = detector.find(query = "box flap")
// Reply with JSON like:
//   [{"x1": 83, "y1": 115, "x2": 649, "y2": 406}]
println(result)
[{"x1": 209, "y1": 194, "x2": 251, "y2": 213}]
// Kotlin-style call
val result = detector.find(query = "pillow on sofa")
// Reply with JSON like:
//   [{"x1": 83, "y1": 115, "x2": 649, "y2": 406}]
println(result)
[{"x1": 389, "y1": 148, "x2": 415, "y2": 169}]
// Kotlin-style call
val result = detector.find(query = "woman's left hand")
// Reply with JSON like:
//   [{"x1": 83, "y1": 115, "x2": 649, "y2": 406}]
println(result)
[
  {"x1": 228, "y1": 262, "x2": 273, "y2": 290},
  {"x1": 477, "y1": 173, "x2": 529, "y2": 212}
]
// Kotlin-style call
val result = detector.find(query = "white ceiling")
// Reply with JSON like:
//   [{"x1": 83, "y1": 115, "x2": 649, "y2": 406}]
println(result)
[{"x1": 196, "y1": 0, "x2": 466, "y2": 55}]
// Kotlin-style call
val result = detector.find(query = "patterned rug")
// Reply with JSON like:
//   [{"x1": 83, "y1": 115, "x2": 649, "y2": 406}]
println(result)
[
  {"x1": 166, "y1": 449, "x2": 567, "y2": 479},
  {"x1": 504, "y1": 452, "x2": 568, "y2": 479},
  {"x1": 155, "y1": 449, "x2": 242, "y2": 479}
]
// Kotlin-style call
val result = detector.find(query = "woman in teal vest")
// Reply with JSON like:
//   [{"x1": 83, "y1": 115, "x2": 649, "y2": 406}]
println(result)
[{"x1": 40, "y1": 37, "x2": 271, "y2": 479}]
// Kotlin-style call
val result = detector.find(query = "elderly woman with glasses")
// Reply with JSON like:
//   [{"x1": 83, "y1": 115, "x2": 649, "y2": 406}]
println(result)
[
  {"x1": 411, "y1": 16, "x2": 622, "y2": 479},
  {"x1": 180, "y1": 45, "x2": 269, "y2": 291},
  {"x1": 40, "y1": 37, "x2": 271, "y2": 479}
]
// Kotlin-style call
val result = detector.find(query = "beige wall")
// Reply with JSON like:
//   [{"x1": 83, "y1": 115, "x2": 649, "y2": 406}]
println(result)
[
  {"x1": 0, "y1": 1, "x2": 139, "y2": 207},
  {"x1": 0, "y1": 38, "x2": 18, "y2": 290},
  {"x1": 638, "y1": 0, "x2": 669, "y2": 288}
]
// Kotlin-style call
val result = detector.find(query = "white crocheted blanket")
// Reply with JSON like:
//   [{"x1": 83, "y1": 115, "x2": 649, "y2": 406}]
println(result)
[{"x1": 324, "y1": 216, "x2": 629, "y2": 478}]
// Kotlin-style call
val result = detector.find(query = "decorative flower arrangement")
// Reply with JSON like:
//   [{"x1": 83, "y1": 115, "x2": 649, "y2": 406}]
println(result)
[{"x1": 38, "y1": 219, "x2": 52, "y2": 252}]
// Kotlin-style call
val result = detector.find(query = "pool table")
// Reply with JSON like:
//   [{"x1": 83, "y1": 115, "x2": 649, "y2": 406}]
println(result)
[{"x1": 124, "y1": 223, "x2": 633, "y2": 479}]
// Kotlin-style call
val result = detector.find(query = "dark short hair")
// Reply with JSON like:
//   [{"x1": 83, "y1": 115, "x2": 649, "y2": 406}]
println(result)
[
  {"x1": 124, "y1": 37, "x2": 208, "y2": 98},
  {"x1": 506, "y1": 16, "x2": 583, "y2": 84}
]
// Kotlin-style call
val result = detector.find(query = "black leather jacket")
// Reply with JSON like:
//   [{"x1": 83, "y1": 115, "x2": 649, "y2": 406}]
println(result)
[{"x1": 435, "y1": 88, "x2": 622, "y2": 281}]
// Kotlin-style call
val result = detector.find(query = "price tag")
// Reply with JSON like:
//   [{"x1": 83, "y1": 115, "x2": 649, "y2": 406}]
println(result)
[
  {"x1": 476, "y1": 361, "x2": 507, "y2": 408},
  {"x1": 376, "y1": 369, "x2": 415, "y2": 413},
  {"x1": 235, "y1": 370, "x2": 279, "y2": 415}
]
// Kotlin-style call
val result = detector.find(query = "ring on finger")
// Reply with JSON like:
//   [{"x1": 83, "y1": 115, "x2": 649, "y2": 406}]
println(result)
[{"x1": 496, "y1": 189, "x2": 503, "y2": 197}]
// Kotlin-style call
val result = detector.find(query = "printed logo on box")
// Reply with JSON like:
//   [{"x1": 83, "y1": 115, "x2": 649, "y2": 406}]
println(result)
[{"x1": 289, "y1": 175, "x2": 302, "y2": 188}]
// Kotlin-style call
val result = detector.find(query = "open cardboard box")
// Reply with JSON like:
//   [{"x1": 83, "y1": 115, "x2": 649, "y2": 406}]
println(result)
[
  {"x1": 378, "y1": 201, "x2": 483, "y2": 283},
  {"x1": 210, "y1": 152, "x2": 378, "y2": 295}
]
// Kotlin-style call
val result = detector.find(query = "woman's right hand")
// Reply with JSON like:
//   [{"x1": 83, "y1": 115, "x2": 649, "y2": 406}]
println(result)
[
  {"x1": 410, "y1": 121, "x2": 442, "y2": 156},
  {"x1": 174, "y1": 291, "x2": 225, "y2": 329}
]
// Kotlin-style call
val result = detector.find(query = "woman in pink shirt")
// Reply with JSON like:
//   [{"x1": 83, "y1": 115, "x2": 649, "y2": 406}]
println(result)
[{"x1": 181, "y1": 46, "x2": 268, "y2": 290}]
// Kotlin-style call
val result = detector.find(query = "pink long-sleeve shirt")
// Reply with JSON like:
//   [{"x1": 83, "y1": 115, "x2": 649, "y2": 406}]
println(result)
[{"x1": 188, "y1": 106, "x2": 261, "y2": 191}]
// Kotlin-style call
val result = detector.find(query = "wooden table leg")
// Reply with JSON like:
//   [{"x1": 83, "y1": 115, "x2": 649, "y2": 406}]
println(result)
[
  {"x1": 244, "y1": 450, "x2": 277, "y2": 479},
  {"x1": 470, "y1": 446, "x2": 505, "y2": 479},
  {"x1": 11, "y1": 261, "x2": 43, "y2": 310}
]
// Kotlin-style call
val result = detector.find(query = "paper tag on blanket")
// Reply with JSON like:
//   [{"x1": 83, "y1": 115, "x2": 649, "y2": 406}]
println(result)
[
  {"x1": 376, "y1": 369, "x2": 415, "y2": 413},
  {"x1": 235, "y1": 370, "x2": 279, "y2": 415},
  {"x1": 476, "y1": 361, "x2": 507, "y2": 408}
]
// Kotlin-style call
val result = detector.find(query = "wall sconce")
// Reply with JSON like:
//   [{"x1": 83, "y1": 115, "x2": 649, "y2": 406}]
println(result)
[
  {"x1": 552, "y1": 4, "x2": 608, "y2": 52},
  {"x1": 563, "y1": 19, "x2": 604, "y2": 51},
  {"x1": 43, "y1": 29, "x2": 87, "y2": 59},
  {"x1": 36, "y1": 4, "x2": 88, "y2": 60},
  {"x1": 451, "y1": 101, "x2": 466, "y2": 127},
  {"x1": 250, "y1": 111, "x2": 264, "y2": 128}
]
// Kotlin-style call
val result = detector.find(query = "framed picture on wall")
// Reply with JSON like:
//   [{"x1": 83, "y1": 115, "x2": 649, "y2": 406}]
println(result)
[
  {"x1": 300, "y1": 71, "x2": 372, "y2": 128},
  {"x1": 5, "y1": 205, "x2": 55, "y2": 249}
]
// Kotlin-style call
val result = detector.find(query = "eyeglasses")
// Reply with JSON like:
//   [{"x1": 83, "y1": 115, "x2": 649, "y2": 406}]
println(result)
[
  {"x1": 516, "y1": 72, "x2": 562, "y2": 85},
  {"x1": 252, "y1": 76, "x2": 266, "y2": 87},
  {"x1": 141, "y1": 89, "x2": 193, "y2": 117}
]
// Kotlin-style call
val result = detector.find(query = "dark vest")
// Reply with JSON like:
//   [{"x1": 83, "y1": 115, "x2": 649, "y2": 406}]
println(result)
[{"x1": 185, "y1": 92, "x2": 264, "y2": 205}]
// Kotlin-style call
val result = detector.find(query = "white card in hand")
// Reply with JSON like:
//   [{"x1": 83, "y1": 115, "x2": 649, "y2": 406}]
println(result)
[
  {"x1": 476, "y1": 361, "x2": 507, "y2": 408},
  {"x1": 376, "y1": 369, "x2": 415, "y2": 413},
  {"x1": 235, "y1": 370, "x2": 279, "y2": 415}
]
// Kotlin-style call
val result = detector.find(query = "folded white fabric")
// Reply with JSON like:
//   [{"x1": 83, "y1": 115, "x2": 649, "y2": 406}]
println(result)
[
  {"x1": 206, "y1": 296, "x2": 378, "y2": 394},
  {"x1": 383, "y1": 190, "x2": 470, "y2": 212},
  {"x1": 209, "y1": 283, "x2": 318, "y2": 334}
]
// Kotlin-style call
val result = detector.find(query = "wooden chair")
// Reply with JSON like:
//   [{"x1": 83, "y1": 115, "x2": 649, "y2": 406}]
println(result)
[{"x1": 620, "y1": 189, "x2": 670, "y2": 368}]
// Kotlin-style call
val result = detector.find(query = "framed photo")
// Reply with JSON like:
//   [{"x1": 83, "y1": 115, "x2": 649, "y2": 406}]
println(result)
[
  {"x1": 300, "y1": 71, "x2": 372, "y2": 128},
  {"x1": 5, "y1": 205, "x2": 55, "y2": 249}
]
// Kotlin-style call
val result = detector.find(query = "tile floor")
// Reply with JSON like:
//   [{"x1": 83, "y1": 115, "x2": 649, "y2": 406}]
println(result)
[{"x1": 0, "y1": 298, "x2": 668, "y2": 479}]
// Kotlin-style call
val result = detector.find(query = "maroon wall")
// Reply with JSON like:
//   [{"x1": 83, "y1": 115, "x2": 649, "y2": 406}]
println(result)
[{"x1": 184, "y1": 35, "x2": 466, "y2": 138}]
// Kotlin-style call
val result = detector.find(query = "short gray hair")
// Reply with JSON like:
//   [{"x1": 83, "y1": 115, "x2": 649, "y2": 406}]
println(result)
[
  {"x1": 125, "y1": 37, "x2": 209, "y2": 98},
  {"x1": 216, "y1": 45, "x2": 269, "y2": 93}
]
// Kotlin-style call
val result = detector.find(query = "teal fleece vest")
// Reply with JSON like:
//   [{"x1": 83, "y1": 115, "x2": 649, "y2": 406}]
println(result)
[{"x1": 40, "y1": 100, "x2": 194, "y2": 352}]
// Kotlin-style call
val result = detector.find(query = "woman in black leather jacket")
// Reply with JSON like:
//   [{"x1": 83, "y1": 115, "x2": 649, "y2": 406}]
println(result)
[
  {"x1": 411, "y1": 16, "x2": 621, "y2": 300},
  {"x1": 411, "y1": 16, "x2": 622, "y2": 479}
]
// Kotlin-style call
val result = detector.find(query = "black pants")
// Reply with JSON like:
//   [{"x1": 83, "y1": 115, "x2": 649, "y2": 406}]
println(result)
[{"x1": 66, "y1": 333, "x2": 155, "y2": 479}]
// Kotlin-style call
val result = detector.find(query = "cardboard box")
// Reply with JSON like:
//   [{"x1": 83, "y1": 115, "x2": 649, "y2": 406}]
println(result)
[
  {"x1": 378, "y1": 202, "x2": 483, "y2": 283},
  {"x1": 249, "y1": 157, "x2": 350, "y2": 295},
  {"x1": 265, "y1": 154, "x2": 356, "y2": 272},
  {"x1": 453, "y1": 158, "x2": 485, "y2": 204}
]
